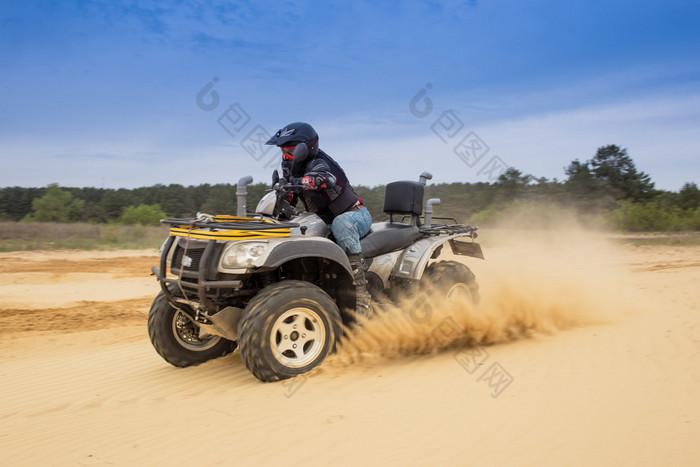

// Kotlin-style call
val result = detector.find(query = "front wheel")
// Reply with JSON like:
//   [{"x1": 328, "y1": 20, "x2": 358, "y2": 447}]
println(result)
[
  {"x1": 238, "y1": 280, "x2": 343, "y2": 382},
  {"x1": 147, "y1": 290, "x2": 237, "y2": 367}
]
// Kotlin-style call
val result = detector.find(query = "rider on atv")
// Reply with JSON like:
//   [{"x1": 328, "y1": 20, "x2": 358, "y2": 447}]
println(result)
[{"x1": 265, "y1": 122, "x2": 373, "y2": 316}]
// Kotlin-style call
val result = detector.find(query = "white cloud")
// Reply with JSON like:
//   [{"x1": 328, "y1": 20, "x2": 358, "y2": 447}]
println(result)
[
  {"x1": 476, "y1": 94, "x2": 700, "y2": 189},
  {"x1": 318, "y1": 92, "x2": 700, "y2": 190},
  {"x1": 2, "y1": 91, "x2": 698, "y2": 191}
]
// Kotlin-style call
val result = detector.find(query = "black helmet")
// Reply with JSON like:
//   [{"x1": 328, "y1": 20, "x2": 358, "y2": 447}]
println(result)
[{"x1": 266, "y1": 122, "x2": 319, "y2": 156}]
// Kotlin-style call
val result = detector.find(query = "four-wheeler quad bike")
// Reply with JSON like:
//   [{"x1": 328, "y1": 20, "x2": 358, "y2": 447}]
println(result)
[{"x1": 148, "y1": 144, "x2": 484, "y2": 382}]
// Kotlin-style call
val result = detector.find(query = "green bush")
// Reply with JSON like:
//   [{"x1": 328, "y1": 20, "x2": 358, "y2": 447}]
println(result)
[
  {"x1": 21, "y1": 184, "x2": 85, "y2": 222},
  {"x1": 606, "y1": 199, "x2": 700, "y2": 231},
  {"x1": 679, "y1": 207, "x2": 700, "y2": 230},
  {"x1": 120, "y1": 204, "x2": 167, "y2": 226}
]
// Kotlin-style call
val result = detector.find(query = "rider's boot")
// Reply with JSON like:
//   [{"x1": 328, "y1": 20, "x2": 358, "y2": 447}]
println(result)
[{"x1": 348, "y1": 253, "x2": 373, "y2": 318}]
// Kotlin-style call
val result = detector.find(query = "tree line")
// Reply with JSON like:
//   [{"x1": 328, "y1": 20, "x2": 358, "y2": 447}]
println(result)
[{"x1": 2, "y1": 145, "x2": 699, "y2": 231}]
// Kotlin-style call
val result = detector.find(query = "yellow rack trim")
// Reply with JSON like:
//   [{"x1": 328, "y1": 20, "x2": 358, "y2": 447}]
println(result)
[
  {"x1": 167, "y1": 215, "x2": 290, "y2": 241},
  {"x1": 169, "y1": 227, "x2": 290, "y2": 241},
  {"x1": 209, "y1": 215, "x2": 277, "y2": 224}
]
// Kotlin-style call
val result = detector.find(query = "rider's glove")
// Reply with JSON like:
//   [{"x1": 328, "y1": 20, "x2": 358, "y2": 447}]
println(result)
[{"x1": 301, "y1": 176, "x2": 315, "y2": 189}]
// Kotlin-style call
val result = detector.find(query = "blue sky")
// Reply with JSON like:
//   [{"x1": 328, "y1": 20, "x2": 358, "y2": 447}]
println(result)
[{"x1": 1, "y1": 0, "x2": 699, "y2": 190}]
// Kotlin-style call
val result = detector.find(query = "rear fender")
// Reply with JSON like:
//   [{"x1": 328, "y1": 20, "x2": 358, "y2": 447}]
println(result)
[
  {"x1": 390, "y1": 233, "x2": 484, "y2": 282},
  {"x1": 366, "y1": 250, "x2": 403, "y2": 289}
]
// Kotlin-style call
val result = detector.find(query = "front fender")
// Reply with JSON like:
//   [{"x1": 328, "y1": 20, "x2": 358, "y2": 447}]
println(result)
[
  {"x1": 262, "y1": 237, "x2": 353, "y2": 276},
  {"x1": 392, "y1": 233, "x2": 484, "y2": 281}
]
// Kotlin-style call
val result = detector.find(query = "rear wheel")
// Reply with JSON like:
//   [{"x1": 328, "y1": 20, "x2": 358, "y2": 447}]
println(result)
[
  {"x1": 422, "y1": 260, "x2": 480, "y2": 305},
  {"x1": 238, "y1": 280, "x2": 343, "y2": 382},
  {"x1": 147, "y1": 290, "x2": 237, "y2": 367}
]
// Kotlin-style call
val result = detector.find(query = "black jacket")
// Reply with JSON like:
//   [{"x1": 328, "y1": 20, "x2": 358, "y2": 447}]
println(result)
[{"x1": 289, "y1": 150, "x2": 360, "y2": 223}]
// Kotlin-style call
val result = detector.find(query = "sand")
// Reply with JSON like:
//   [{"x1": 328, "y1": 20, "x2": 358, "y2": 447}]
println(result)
[{"x1": 1, "y1": 231, "x2": 698, "y2": 466}]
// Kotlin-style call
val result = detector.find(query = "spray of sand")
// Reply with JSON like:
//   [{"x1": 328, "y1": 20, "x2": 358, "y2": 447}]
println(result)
[{"x1": 327, "y1": 227, "x2": 636, "y2": 366}]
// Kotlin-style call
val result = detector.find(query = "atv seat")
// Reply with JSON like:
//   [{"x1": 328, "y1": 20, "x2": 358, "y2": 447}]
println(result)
[
  {"x1": 360, "y1": 180, "x2": 424, "y2": 258},
  {"x1": 360, "y1": 222, "x2": 421, "y2": 258}
]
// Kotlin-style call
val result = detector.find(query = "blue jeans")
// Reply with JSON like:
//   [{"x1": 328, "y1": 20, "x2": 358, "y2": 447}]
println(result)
[{"x1": 331, "y1": 207, "x2": 372, "y2": 254}]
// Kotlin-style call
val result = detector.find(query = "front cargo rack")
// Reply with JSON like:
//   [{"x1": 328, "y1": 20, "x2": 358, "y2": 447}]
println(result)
[
  {"x1": 161, "y1": 215, "x2": 299, "y2": 241},
  {"x1": 154, "y1": 215, "x2": 300, "y2": 312}
]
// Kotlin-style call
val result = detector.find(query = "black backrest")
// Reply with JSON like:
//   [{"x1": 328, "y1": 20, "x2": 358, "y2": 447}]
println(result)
[{"x1": 383, "y1": 181, "x2": 424, "y2": 217}]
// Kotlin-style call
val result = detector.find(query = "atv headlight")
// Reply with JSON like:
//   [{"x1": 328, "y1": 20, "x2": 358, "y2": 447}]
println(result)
[{"x1": 221, "y1": 241, "x2": 270, "y2": 270}]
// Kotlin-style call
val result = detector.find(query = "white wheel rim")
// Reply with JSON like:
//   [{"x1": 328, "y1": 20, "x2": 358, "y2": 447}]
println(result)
[
  {"x1": 446, "y1": 283, "x2": 472, "y2": 304},
  {"x1": 270, "y1": 308, "x2": 326, "y2": 368},
  {"x1": 172, "y1": 310, "x2": 221, "y2": 351}
]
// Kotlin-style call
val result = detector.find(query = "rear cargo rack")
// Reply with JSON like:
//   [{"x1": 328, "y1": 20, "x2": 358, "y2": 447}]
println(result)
[
  {"x1": 400, "y1": 215, "x2": 478, "y2": 238},
  {"x1": 419, "y1": 224, "x2": 478, "y2": 237}
]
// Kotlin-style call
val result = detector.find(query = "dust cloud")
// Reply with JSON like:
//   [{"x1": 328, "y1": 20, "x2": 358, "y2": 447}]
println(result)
[{"x1": 330, "y1": 228, "x2": 636, "y2": 365}]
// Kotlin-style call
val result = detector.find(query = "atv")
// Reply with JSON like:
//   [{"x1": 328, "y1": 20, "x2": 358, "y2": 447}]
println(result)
[{"x1": 148, "y1": 144, "x2": 484, "y2": 382}]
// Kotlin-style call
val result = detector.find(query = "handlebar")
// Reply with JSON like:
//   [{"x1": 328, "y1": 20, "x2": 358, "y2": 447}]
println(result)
[{"x1": 276, "y1": 181, "x2": 310, "y2": 194}]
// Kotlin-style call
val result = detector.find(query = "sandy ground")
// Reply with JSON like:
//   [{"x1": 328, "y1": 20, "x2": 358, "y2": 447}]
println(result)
[{"x1": 1, "y1": 231, "x2": 699, "y2": 466}]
